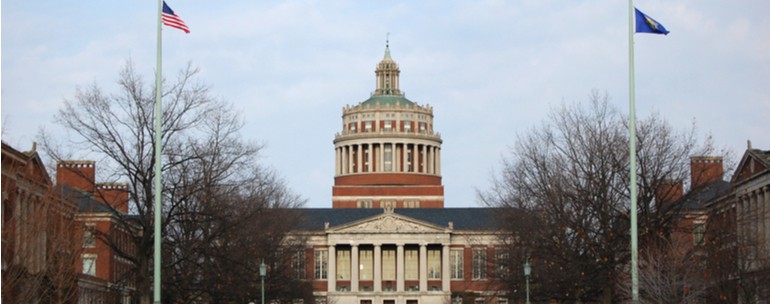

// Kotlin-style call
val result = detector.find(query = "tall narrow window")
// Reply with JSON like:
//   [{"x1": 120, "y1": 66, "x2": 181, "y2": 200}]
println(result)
[
  {"x1": 450, "y1": 249, "x2": 464, "y2": 279},
  {"x1": 693, "y1": 222, "x2": 705, "y2": 245},
  {"x1": 404, "y1": 248, "x2": 419, "y2": 280},
  {"x1": 406, "y1": 149, "x2": 412, "y2": 172},
  {"x1": 82, "y1": 255, "x2": 96, "y2": 276},
  {"x1": 495, "y1": 248, "x2": 509, "y2": 279},
  {"x1": 384, "y1": 120, "x2": 393, "y2": 132},
  {"x1": 382, "y1": 248, "x2": 396, "y2": 280},
  {"x1": 427, "y1": 248, "x2": 441, "y2": 279},
  {"x1": 365, "y1": 121, "x2": 372, "y2": 132},
  {"x1": 83, "y1": 225, "x2": 96, "y2": 248},
  {"x1": 404, "y1": 121, "x2": 411, "y2": 132},
  {"x1": 384, "y1": 145, "x2": 393, "y2": 172},
  {"x1": 472, "y1": 248, "x2": 487, "y2": 280},
  {"x1": 293, "y1": 250, "x2": 306, "y2": 279},
  {"x1": 359, "y1": 248, "x2": 373, "y2": 280},
  {"x1": 364, "y1": 148, "x2": 370, "y2": 172},
  {"x1": 314, "y1": 250, "x2": 328, "y2": 279},
  {"x1": 337, "y1": 249, "x2": 351, "y2": 280}
]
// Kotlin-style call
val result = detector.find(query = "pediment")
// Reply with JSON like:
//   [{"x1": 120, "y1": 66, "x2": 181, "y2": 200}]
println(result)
[{"x1": 329, "y1": 212, "x2": 446, "y2": 234}]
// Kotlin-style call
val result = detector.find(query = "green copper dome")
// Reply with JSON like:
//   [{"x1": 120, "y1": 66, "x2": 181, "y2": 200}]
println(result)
[{"x1": 361, "y1": 94, "x2": 415, "y2": 107}]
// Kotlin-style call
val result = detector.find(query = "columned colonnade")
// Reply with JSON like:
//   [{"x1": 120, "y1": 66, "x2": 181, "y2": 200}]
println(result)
[
  {"x1": 326, "y1": 242, "x2": 451, "y2": 293},
  {"x1": 736, "y1": 185, "x2": 770, "y2": 265},
  {"x1": 335, "y1": 142, "x2": 441, "y2": 176}
]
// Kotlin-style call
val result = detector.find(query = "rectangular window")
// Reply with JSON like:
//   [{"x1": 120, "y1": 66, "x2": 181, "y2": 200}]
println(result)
[
  {"x1": 427, "y1": 249, "x2": 441, "y2": 279},
  {"x1": 406, "y1": 149, "x2": 412, "y2": 172},
  {"x1": 404, "y1": 121, "x2": 411, "y2": 132},
  {"x1": 472, "y1": 248, "x2": 487, "y2": 280},
  {"x1": 382, "y1": 248, "x2": 396, "y2": 280},
  {"x1": 384, "y1": 145, "x2": 393, "y2": 172},
  {"x1": 357, "y1": 200, "x2": 373, "y2": 208},
  {"x1": 83, "y1": 225, "x2": 96, "y2": 248},
  {"x1": 82, "y1": 255, "x2": 96, "y2": 276},
  {"x1": 364, "y1": 148, "x2": 370, "y2": 172},
  {"x1": 293, "y1": 249, "x2": 306, "y2": 280},
  {"x1": 315, "y1": 249, "x2": 328, "y2": 279},
  {"x1": 450, "y1": 249, "x2": 463, "y2": 279},
  {"x1": 404, "y1": 200, "x2": 420, "y2": 208},
  {"x1": 365, "y1": 121, "x2": 372, "y2": 132},
  {"x1": 337, "y1": 249, "x2": 351, "y2": 280},
  {"x1": 404, "y1": 248, "x2": 419, "y2": 280},
  {"x1": 382, "y1": 200, "x2": 395, "y2": 209},
  {"x1": 384, "y1": 120, "x2": 393, "y2": 132},
  {"x1": 350, "y1": 123, "x2": 357, "y2": 132},
  {"x1": 495, "y1": 248, "x2": 509, "y2": 279},
  {"x1": 360, "y1": 248, "x2": 373, "y2": 280},
  {"x1": 693, "y1": 222, "x2": 705, "y2": 245}
]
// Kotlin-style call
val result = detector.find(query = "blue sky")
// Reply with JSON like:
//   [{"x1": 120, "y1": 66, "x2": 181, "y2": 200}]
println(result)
[{"x1": 2, "y1": 0, "x2": 769, "y2": 208}]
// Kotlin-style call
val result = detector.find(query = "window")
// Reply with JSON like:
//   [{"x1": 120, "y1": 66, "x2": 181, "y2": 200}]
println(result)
[
  {"x1": 337, "y1": 249, "x2": 351, "y2": 280},
  {"x1": 350, "y1": 123, "x2": 357, "y2": 133},
  {"x1": 293, "y1": 250, "x2": 306, "y2": 280},
  {"x1": 364, "y1": 148, "x2": 370, "y2": 172},
  {"x1": 427, "y1": 248, "x2": 441, "y2": 279},
  {"x1": 384, "y1": 120, "x2": 393, "y2": 132},
  {"x1": 405, "y1": 248, "x2": 419, "y2": 280},
  {"x1": 83, "y1": 225, "x2": 96, "y2": 248},
  {"x1": 384, "y1": 145, "x2": 393, "y2": 172},
  {"x1": 314, "y1": 250, "x2": 328, "y2": 279},
  {"x1": 450, "y1": 249, "x2": 463, "y2": 279},
  {"x1": 497, "y1": 298, "x2": 508, "y2": 304},
  {"x1": 359, "y1": 248, "x2": 373, "y2": 280},
  {"x1": 382, "y1": 248, "x2": 396, "y2": 280},
  {"x1": 406, "y1": 149, "x2": 412, "y2": 172},
  {"x1": 357, "y1": 200, "x2": 373, "y2": 208},
  {"x1": 82, "y1": 254, "x2": 96, "y2": 276},
  {"x1": 419, "y1": 123, "x2": 426, "y2": 133},
  {"x1": 382, "y1": 200, "x2": 396, "y2": 209},
  {"x1": 495, "y1": 248, "x2": 509, "y2": 279},
  {"x1": 404, "y1": 121, "x2": 411, "y2": 132},
  {"x1": 693, "y1": 222, "x2": 705, "y2": 245},
  {"x1": 404, "y1": 200, "x2": 420, "y2": 208},
  {"x1": 472, "y1": 248, "x2": 487, "y2": 280},
  {"x1": 365, "y1": 121, "x2": 372, "y2": 132}
]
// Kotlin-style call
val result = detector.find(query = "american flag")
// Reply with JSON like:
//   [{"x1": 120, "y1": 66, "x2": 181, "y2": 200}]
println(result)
[{"x1": 162, "y1": 1, "x2": 190, "y2": 33}]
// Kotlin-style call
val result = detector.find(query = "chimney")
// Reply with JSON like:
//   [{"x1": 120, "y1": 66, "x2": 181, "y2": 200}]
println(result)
[
  {"x1": 690, "y1": 156, "x2": 723, "y2": 189},
  {"x1": 656, "y1": 179, "x2": 683, "y2": 206},
  {"x1": 97, "y1": 183, "x2": 129, "y2": 213},
  {"x1": 57, "y1": 160, "x2": 96, "y2": 193}
]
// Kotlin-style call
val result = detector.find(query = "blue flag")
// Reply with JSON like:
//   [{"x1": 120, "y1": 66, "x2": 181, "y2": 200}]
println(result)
[{"x1": 635, "y1": 8, "x2": 669, "y2": 35}]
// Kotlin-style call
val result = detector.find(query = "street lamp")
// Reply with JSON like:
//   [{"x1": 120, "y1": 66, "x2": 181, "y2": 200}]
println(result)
[
  {"x1": 260, "y1": 259, "x2": 267, "y2": 304},
  {"x1": 523, "y1": 259, "x2": 531, "y2": 304}
]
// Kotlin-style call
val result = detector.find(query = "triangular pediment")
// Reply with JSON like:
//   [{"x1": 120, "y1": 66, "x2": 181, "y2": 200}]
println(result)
[
  {"x1": 732, "y1": 149, "x2": 770, "y2": 184},
  {"x1": 329, "y1": 211, "x2": 446, "y2": 234}
]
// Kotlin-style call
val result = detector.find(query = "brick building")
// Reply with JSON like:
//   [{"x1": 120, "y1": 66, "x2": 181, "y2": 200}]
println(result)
[
  {"x1": 1, "y1": 142, "x2": 138, "y2": 304},
  {"x1": 292, "y1": 45, "x2": 509, "y2": 304}
]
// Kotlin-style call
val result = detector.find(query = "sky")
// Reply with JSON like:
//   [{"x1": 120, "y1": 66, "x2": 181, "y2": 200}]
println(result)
[{"x1": 2, "y1": 0, "x2": 769, "y2": 208}]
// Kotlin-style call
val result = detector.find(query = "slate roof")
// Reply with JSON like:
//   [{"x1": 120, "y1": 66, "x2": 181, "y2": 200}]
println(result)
[
  {"x1": 293, "y1": 208, "x2": 503, "y2": 231},
  {"x1": 678, "y1": 180, "x2": 732, "y2": 211}
]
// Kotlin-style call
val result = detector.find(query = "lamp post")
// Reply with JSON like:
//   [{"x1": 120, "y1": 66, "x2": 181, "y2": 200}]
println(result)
[
  {"x1": 523, "y1": 259, "x2": 531, "y2": 304},
  {"x1": 260, "y1": 259, "x2": 267, "y2": 304}
]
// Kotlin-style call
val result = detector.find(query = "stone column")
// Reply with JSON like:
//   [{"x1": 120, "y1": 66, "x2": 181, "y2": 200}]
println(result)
[
  {"x1": 374, "y1": 244, "x2": 382, "y2": 292},
  {"x1": 335, "y1": 147, "x2": 340, "y2": 175},
  {"x1": 351, "y1": 244, "x2": 359, "y2": 292},
  {"x1": 402, "y1": 143, "x2": 408, "y2": 173},
  {"x1": 328, "y1": 245, "x2": 336, "y2": 292},
  {"x1": 396, "y1": 244, "x2": 405, "y2": 292},
  {"x1": 442, "y1": 244, "x2": 450, "y2": 291},
  {"x1": 419, "y1": 244, "x2": 427, "y2": 292}
]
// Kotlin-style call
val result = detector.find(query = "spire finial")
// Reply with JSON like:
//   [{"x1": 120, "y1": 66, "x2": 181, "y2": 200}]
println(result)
[{"x1": 384, "y1": 32, "x2": 392, "y2": 60}]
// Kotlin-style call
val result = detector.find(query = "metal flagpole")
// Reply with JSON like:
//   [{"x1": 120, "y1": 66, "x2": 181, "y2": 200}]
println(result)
[
  {"x1": 154, "y1": 0, "x2": 164, "y2": 302},
  {"x1": 627, "y1": 0, "x2": 640, "y2": 302}
]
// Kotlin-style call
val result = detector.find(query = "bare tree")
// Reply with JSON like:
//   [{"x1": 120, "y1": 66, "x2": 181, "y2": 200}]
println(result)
[
  {"x1": 39, "y1": 60, "x2": 305, "y2": 303},
  {"x1": 480, "y1": 91, "x2": 719, "y2": 303}
]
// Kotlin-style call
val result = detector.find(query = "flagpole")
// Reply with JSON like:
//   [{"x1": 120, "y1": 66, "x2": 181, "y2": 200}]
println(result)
[
  {"x1": 628, "y1": 0, "x2": 640, "y2": 303},
  {"x1": 154, "y1": 0, "x2": 163, "y2": 302}
]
